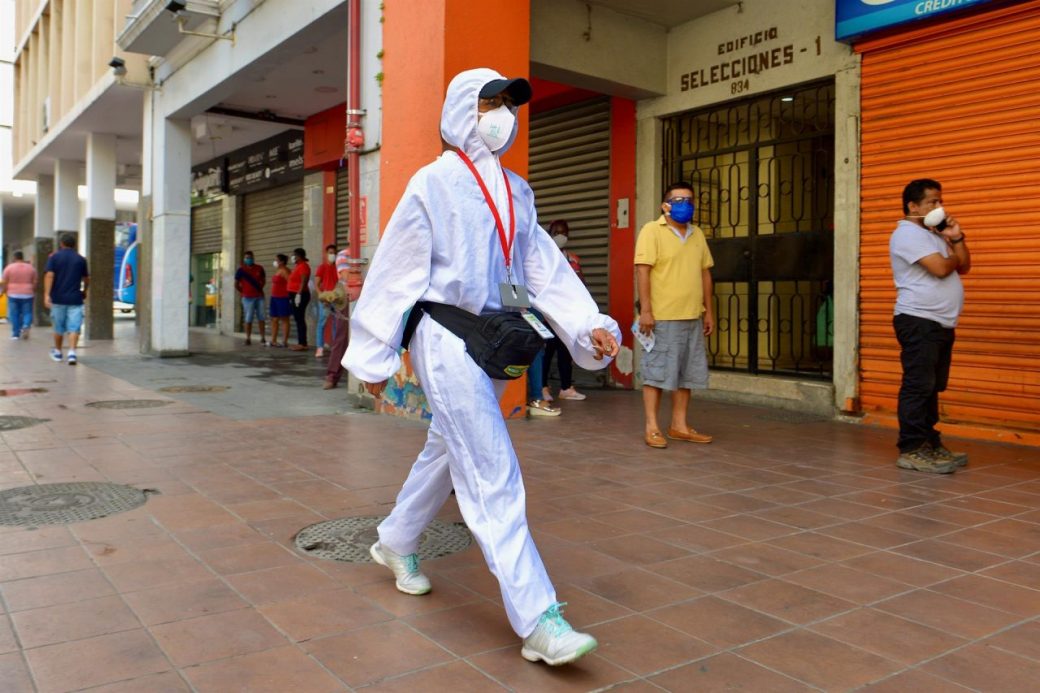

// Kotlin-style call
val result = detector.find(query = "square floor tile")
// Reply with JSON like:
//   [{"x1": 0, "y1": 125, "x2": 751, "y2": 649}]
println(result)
[
  {"x1": 649, "y1": 652, "x2": 812, "y2": 692},
  {"x1": 873, "y1": 589, "x2": 1022, "y2": 639},
  {"x1": 842, "y1": 551, "x2": 963, "y2": 587},
  {"x1": 0, "y1": 568, "x2": 116, "y2": 612},
  {"x1": 405, "y1": 601, "x2": 516, "y2": 657},
  {"x1": 708, "y1": 543, "x2": 823, "y2": 577},
  {"x1": 587, "y1": 534, "x2": 692, "y2": 565},
  {"x1": 468, "y1": 647, "x2": 634, "y2": 693},
  {"x1": 576, "y1": 568, "x2": 700, "y2": 611},
  {"x1": 739, "y1": 630, "x2": 901, "y2": 690},
  {"x1": 810, "y1": 608, "x2": 966, "y2": 665},
  {"x1": 197, "y1": 541, "x2": 302, "y2": 575},
  {"x1": 654, "y1": 555, "x2": 768, "y2": 593},
  {"x1": 720, "y1": 579, "x2": 856, "y2": 625},
  {"x1": 782, "y1": 563, "x2": 911, "y2": 604},
  {"x1": 362, "y1": 660, "x2": 506, "y2": 692},
  {"x1": 304, "y1": 621, "x2": 452, "y2": 687},
  {"x1": 150, "y1": 608, "x2": 287, "y2": 666},
  {"x1": 648, "y1": 596, "x2": 791, "y2": 648},
  {"x1": 858, "y1": 668, "x2": 975, "y2": 692},
  {"x1": 24, "y1": 629, "x2": 170, "y2": 693},
  {"x1": 929, "y1": 574, "x2": 1040, "y2": 616},
  {"x1": 982, "y1": 621, "x2": 1040, "y2": 662},
  {"x1": 0, "y1": 651, "x2": 34, "y2": 693},
  {"x1": 0, "y1": 546, "x2": 93, "y2": 582},
  {"x1": 183, "y1": 645, "x2": 344, "y2": 693},
  {"x1": 122, "y1": 579, "x2": 247, "y2": 626},
  {"x1": 11, "y1": 595, "x2": 139, "y2": 649},
  {"x1": 892, "y1": 539, "x2": 1007, "y2": 572},
  {"x1": 77, "y1": 670, "x2": 191, "y2": 692},
  {"x1": 587, "y1": 615, "x2": 717, "y2": 676},
  {"x1": 224, "y1": 563, "x2": 341, "y2": 605},
  {"x1": 923, "y1": 643, "x2": 1040, "y2": 691},
  {"x1": 257, "y1": 588, "x2": 392, "y2": 642}
]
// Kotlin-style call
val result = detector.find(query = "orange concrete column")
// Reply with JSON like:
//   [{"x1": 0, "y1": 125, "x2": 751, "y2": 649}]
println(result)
[{"x1": 380, "y1": 0, "x2": 531, "y2": 419}]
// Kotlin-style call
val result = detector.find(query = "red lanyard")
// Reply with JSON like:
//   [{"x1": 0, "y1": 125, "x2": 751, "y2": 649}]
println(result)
[{"x1": 456, "y1": 150, "x2": 515, "y2": 272}]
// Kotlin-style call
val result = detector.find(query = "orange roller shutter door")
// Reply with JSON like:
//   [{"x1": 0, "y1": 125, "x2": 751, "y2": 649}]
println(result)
[{"x1": 858, "y1": 1, "x2": 1040, "y2": 432}]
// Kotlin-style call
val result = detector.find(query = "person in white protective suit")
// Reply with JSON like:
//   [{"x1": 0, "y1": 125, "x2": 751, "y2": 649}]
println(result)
[{"x1": 342, "y1": 68, "x2": 621, "y2": 666}]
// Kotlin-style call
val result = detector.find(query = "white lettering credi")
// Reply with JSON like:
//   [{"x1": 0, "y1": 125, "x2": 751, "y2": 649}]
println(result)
[{"x1": 916, "y1": 0, "x2": 972, "y2": 14}]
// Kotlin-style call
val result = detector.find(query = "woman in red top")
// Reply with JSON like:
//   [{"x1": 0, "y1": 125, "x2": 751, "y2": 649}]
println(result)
[
  {"x1": 269, "y1": 254, "x2": 292, "y2": 347},
  {"x1": 286, "y1": 247, "x2": 312, "y2": 351}
]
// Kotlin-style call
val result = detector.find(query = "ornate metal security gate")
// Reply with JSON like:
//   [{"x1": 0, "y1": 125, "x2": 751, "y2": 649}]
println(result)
[{"x1": 662, "y1": 81, "x2": 835, "y2": 377}]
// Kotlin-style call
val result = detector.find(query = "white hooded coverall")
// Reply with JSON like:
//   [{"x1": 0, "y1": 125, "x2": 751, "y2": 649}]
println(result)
[{"x1": 342, "y1": 68, "x2": 621, "y2": 638}]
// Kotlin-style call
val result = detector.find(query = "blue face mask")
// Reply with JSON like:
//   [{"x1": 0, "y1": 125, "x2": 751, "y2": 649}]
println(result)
[
  {"x1": 244, "y1": 257, "x2": 254, "y2": 266},
  {"x1": 668, "y1": 200, "x2": 695, "y2": 224}
]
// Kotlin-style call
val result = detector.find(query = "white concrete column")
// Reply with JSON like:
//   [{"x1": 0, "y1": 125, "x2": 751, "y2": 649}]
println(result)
[
  {"x1": 149, "y1": 116, "x2": 192, "y2": 356},
  {"x1": 53, "y1": 159, "x2": 79, "y2": 240},
  {"x1": 34, "y1": 174, "x2": 55, "y2": 241},
  {"x1": 833, "y1": 57, "x2": 862, "y2": 414},
  {"x1": 84, "y1": 133, "x2": 117, "y2": 340},
  {"x1": 86, "y1": 133, "x2": 117, "y2": 220},
  {"x1": 218, "y1": 195, "x2": 240, "y2": 336},
  {"x1": 33, "y1": 174, "x2": 56, "y2": 326}
]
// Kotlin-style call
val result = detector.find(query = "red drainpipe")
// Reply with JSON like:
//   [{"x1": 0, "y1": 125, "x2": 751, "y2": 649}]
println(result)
[{"x1": 346, "y1": 0, "x2": 364, "y2": 260}]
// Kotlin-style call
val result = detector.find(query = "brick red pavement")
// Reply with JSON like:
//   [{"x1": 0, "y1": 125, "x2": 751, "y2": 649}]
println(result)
[{"x1": 0, "y1": 330, "x2": 1039, "y2": 691}]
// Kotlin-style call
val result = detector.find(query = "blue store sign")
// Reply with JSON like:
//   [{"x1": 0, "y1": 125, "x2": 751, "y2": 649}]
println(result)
[{"x1": 836, "y1": 0, "x2": 995, "y2": 41}]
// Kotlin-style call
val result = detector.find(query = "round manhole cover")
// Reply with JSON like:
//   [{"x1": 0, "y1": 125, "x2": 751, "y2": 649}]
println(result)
[
  {"x1": 86, "y1": 400, "x2": 173, "y2": 410},
  {"x1": 158, "y1": 385, "x2": 229, "y2": 393},
  {"x1": 0, "y1": 482, "x2": 149, "y2": 526},
  {"x1": 0, "y1": 416, "x2": 49, "y2": 431},
  {"x1": 294, "y1": 516, "x2": 472, "y2": 563}
]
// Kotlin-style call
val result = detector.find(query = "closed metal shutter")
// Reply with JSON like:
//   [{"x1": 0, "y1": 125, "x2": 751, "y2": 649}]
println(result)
[
  {"x1": 190, "y1": 202, "x2": 222, "y2": 255},
  {"x1": 858, "y1": 0, "x2": 1040, "y2": 431},
  {"x1": 335, "y1": 167, "x2": 350, "y2": 250},
  {"x1": 529, "y1": 98, "x2": 611, "y2": 310},
  {"x1": 242, "y1": 181, "x2": 304, "y2": 267}
]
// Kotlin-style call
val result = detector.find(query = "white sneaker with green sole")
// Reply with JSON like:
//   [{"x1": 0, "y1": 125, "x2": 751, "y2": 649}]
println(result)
[
  {"x1": 521, "y1": 603, "x2": 598, "y2": 666},
  {"x1": 369, "y1": 541, "x2": 431, "y2": 595}
]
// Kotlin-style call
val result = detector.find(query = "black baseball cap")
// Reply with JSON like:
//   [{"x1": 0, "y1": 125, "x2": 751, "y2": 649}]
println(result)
[{"x1": 479, "y1": 77, "x2": 532, "y2": 106}]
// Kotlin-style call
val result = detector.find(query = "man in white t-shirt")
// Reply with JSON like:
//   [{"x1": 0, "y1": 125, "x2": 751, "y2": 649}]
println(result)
[{"x1": 889, "y1": 178, "x2": 971, "y2": 474}]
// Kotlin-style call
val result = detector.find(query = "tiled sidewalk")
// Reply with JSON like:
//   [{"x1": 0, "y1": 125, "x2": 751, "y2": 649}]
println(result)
[{"x1": 1, "y1": 330, "x2": 1039, "y2": 691}]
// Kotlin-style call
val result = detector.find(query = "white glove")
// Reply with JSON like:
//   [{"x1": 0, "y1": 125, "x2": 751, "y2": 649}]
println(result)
[{"x1": 293, "y1": 294, "x2": 301, "y2": 307}]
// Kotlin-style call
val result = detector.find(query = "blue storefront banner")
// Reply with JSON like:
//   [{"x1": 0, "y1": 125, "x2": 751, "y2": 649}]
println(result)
[{"x1": 836, "y1": 0, "x2": 995, "y2": 41}]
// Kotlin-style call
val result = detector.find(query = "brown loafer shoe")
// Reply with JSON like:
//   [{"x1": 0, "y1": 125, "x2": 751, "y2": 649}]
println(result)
[
  {"x1": 323, "y1": 378, "x2": 337, "y2": 390},
  {"x1": 645, "y1": 431, "x2": 668, "y2": 449},
  {"x1": 667, "y1": 428, "x2": 713, "y2": 444}
]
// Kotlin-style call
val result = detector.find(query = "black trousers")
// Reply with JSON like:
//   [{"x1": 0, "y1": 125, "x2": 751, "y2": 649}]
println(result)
[
  {"x1": 894, "y1": 313, "x2": 955, "y2": 452},
  {"x1": 543, "y1": 336, "x2": 574, "y2": 390},
  {"x1": 288, "y1": 291, "x2": 311, "y2": 346}
]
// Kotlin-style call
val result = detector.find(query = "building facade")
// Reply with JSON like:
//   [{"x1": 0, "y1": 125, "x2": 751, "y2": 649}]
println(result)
[{"x1": 7, "y1": 0, "x2": 1037, "y2": 442}]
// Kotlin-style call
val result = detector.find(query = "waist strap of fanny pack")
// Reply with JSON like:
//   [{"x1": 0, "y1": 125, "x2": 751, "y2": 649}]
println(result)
[{"x1": 401, "y1": 301, "x2": 480, "y2": 350}]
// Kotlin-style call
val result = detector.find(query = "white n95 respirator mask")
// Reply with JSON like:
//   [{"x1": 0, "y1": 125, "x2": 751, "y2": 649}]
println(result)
[
  {"x1": 923, "y1": 207, "x2": 947, "y2": 228},
  {"x1": 477, "y1": 105, "x2": 515, "y2": 152}
]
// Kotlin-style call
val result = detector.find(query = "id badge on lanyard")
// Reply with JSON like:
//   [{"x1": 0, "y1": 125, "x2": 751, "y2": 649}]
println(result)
[{"x1": 456, "y1": 151, "x2": 532, "y2": 310}]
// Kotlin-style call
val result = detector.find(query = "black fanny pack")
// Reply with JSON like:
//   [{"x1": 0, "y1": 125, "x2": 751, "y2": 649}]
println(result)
[{"x1": 402, "y1": 301, "x2": 545, "y2": 380}]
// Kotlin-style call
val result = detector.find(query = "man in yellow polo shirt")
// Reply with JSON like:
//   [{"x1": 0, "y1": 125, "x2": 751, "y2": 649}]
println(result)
[{"x1": 634, "y1": 182, "x2": 715, "y2": 449}]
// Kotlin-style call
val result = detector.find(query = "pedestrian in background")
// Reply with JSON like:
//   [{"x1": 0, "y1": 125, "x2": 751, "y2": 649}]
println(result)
[
  {"x1": 234, "y1": 250, "x2": 267, "y2": 346},
  {"x1": 527, "y1": 338, "x2": 560, "y2": 417},
  {"x1": 889, "y1": 178, "x2": 971, "y2": 474},
  {"x1": 314, "y1": 243, "x2": 339, "y2": 358},
  {"x1": 543, "y1": 220, "x2": 586, "y2": 401},
  {"x1": 287, "y1": 247, "x2": 311, "y2": 351},
  {"x1": 635, "y1": 182, "x2": 715, "y2": 449},
  {"x1": 269, "y1": 254, "x2": 292, "y2": 348},
  {"x1": 44, "y1": 234, "x2": 89, "y2": 365},
  {"x1": 321, "y1": 249, "x2": 353, "y2": 390},
  {"x1": 0, "y1": 251, "x2": 37, "y2": 340}
]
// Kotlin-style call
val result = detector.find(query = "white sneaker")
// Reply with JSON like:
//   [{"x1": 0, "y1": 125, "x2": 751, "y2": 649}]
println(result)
[
  {"x1": 369, "y1": 542, "x2": 431, "y2": 595},
  {"x1": 50, "y1": 348, "x2": 62, "y2": 363},
  {"x1": 521, "y1": 603, "x2": 598, "y2": 666},
  {"x1": 558, "y1": 387, "x2": 586, "y2": 401},
  {"x1": 541, "y1": 386, "x2": 554, "y2": 402}
]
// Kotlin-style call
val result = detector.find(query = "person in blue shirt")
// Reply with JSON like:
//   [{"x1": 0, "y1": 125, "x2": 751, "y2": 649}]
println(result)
[{"x1": 43, "y1": 234, "x2": 90, "y2": 365}]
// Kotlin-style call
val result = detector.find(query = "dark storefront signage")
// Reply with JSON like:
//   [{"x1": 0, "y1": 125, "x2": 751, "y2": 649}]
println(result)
[
  {"x1": 678, "y1": 26, "x2": 821, "y2": 97},
  {"x1": 190, "y1": 129, "x2": 305, "y2": 203},
  {"x1": 836, "y1": 0, "x2": 994, "y2": 41}
]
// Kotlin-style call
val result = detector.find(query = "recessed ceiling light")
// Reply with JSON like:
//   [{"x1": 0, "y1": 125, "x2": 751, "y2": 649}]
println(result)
[
  {"x1": 781, "y1": 96, "x2": 795, "y2": 102},
  {"x1": 315, "y1": 86, "x2": 338, "y2": 93}
]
